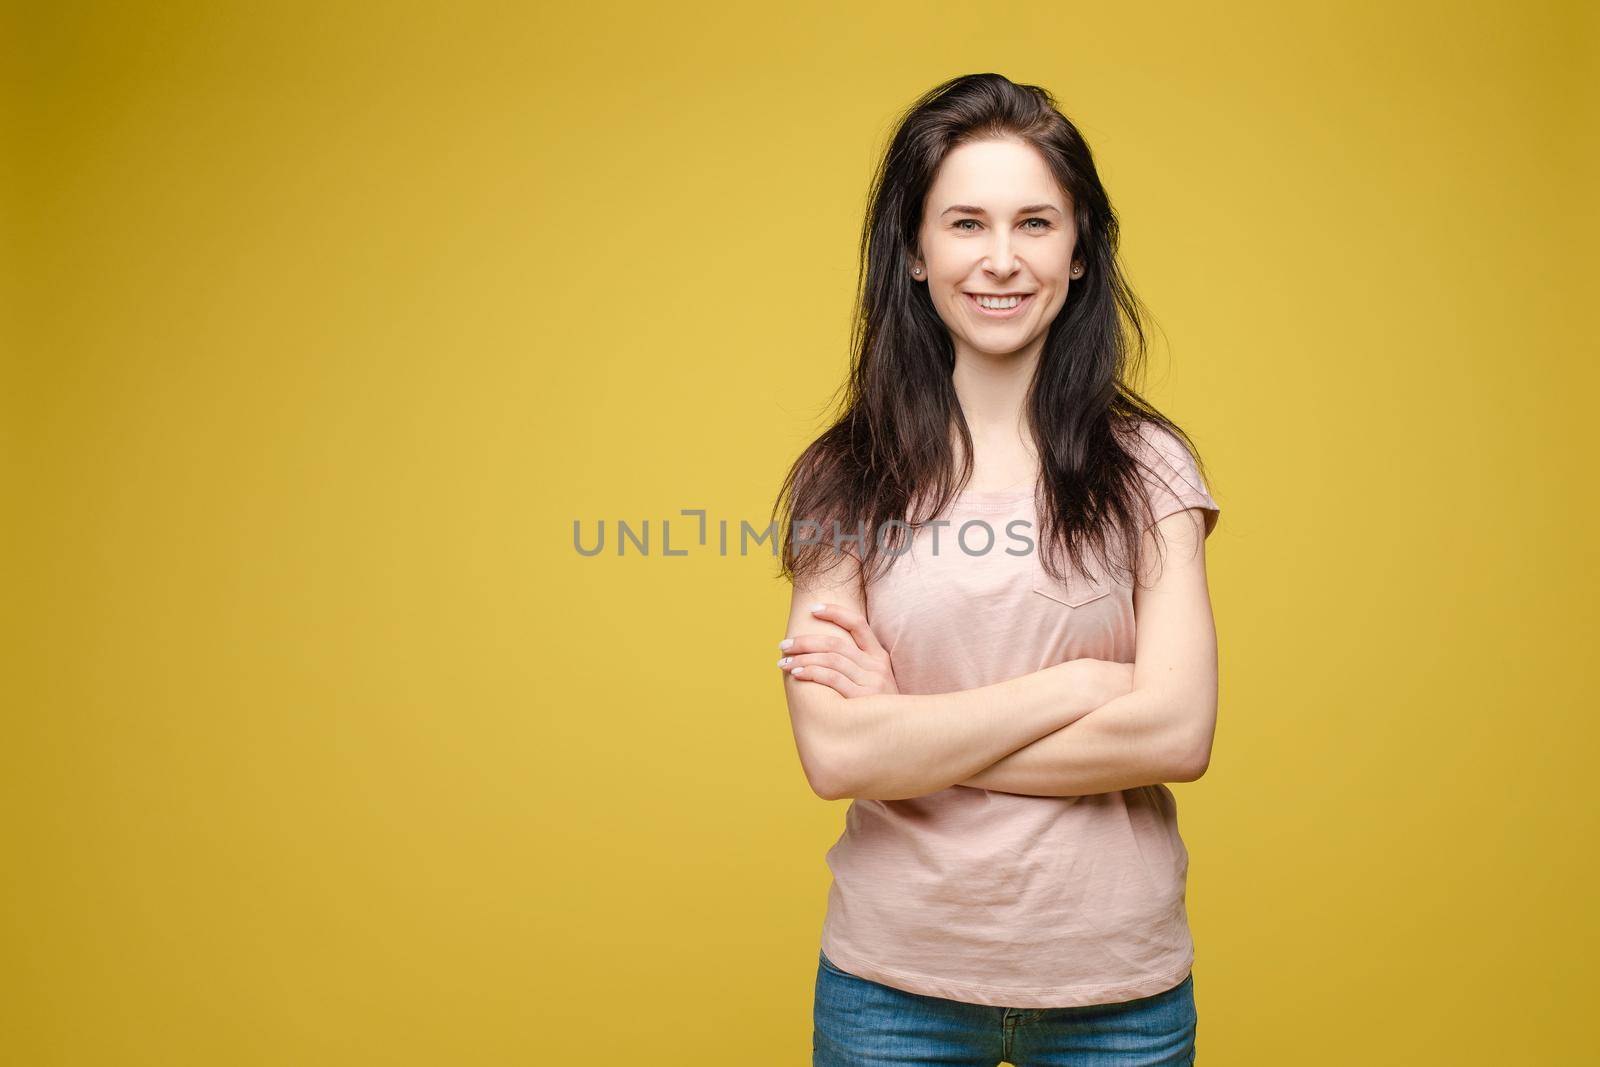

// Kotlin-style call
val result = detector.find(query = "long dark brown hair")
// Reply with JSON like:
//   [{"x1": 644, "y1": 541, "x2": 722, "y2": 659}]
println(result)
[{"x1": 772, "y1": 72, "x2": 1215, "y2": 598}]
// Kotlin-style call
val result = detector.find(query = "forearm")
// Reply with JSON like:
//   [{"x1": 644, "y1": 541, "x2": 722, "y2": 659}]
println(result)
[
  {"x1": 958, "y1": 686, "x2": 1203, "y2": 797},
  {"x1": 808, "y1": 659, "x2": 1104, "y2": 800}
]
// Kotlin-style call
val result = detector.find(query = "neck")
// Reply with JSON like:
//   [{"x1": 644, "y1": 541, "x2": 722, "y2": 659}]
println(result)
[{"x1": 949, "y1": 338, "x2": 1041, "y2": 459}]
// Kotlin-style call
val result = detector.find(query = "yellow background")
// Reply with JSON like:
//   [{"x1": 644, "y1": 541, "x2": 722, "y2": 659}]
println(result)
[{"x1": 6, "y1": 1, "x2": 1596, "y2": 1063}]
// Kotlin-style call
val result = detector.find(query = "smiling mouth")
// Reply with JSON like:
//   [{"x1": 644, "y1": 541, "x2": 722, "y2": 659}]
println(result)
[{"x1": 964, "y1": 292, "x2": 1035, "y2": 318}]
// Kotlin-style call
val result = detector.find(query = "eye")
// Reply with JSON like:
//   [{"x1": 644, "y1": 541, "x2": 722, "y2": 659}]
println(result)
[{"x1": 951, "y1": 218, "x2": 1052, "y2": 233}]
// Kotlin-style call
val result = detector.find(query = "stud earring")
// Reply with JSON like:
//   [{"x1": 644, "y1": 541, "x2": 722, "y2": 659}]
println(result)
[{"x1": 912, "y1": 267, "x2": 922, "y2": 275}]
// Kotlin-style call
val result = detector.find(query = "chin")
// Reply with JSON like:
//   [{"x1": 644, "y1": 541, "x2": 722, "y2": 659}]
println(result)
[{"x1": 969, "y1": 335, "x2": 1039, "y2": 358}]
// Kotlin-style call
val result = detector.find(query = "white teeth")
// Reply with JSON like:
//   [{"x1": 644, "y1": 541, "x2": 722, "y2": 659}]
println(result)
[{"x1": 975, "y1": 294, "x2": 1024, "y2": 309}]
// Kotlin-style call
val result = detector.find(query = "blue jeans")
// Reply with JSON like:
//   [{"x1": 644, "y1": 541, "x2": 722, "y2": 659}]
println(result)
[{"x1": 813, "y1": 949, "x2": 1197, "y2": 1066}]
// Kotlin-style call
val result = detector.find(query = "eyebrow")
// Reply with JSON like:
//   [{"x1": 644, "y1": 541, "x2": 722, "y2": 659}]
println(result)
[{"x1": 940, "y1": 203, "x2": 1063, "y2": 218}]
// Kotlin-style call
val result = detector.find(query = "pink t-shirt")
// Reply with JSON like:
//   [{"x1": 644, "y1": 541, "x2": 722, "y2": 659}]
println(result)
[{"x1": 818, "y1": 420, "x2": 1220, "y2": 1009}]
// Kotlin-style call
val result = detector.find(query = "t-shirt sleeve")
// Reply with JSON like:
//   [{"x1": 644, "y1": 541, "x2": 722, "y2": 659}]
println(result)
[{"x1": 1133, "y1": 421, "x2": 1220, "y2": 539}]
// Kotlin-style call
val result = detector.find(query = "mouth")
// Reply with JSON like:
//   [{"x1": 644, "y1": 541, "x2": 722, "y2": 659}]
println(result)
[{"x1": 964, "y1": 292, "x2": 1036, "y2": 319}]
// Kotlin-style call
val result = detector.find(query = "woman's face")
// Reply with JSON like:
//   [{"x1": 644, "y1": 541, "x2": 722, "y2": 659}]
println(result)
[{"x1": 913, "y1": 138, "x2": 1080, "y2": 360}]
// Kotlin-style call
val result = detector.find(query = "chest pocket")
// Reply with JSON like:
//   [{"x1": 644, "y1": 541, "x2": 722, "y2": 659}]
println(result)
[{"x1": 1030, "y1": 549, "x2": 1113, "y2": 608}]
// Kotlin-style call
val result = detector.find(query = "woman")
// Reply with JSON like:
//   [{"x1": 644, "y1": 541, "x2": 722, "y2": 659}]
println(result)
[{"x1": 771, "y1": 74, "x2": 1221, "y2": 1066}]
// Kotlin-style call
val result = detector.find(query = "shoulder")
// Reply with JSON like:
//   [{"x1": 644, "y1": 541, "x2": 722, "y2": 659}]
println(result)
[
  {"x1": 1116, "y1": 417, "x2": 1219, "y2": 537},
  {"x1": 1126, "y1": 420, "x2": 1207, "y2": 491}
]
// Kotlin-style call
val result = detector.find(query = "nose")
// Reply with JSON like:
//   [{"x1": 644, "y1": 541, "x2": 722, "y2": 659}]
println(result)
[{"x1": 982, "y1": 231, "x2": 1020, "y2": 278}]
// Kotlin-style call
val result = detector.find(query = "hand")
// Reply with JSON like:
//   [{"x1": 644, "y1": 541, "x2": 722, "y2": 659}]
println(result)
[{"x1": 778, "y1": 602, "x2": 899, "y2": 698}]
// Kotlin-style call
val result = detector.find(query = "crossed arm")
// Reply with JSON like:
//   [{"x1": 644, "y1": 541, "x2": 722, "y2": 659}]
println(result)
[{"x1": 779, "y1": 507, "x2": 1218, "y2": 800}]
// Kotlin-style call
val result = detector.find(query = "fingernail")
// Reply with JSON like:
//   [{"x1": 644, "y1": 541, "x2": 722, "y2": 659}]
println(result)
[
  {"x1": 778, "y1": 657, "x2": 790, "y2": 667},
  {"x1": 779, "y1": 638, "x2": 793, "y2": 650},
  {"x1": 808, "y1": 603, "x2": 825, "y2": 612},
  {"x1": 791, "y1": 666, "x2": 806, "y2": 676}
]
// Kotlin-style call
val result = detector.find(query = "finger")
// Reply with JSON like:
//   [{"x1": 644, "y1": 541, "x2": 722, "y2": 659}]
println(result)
[
  {"x1": 778, "y1": 632, "x2": 867, "y2": 670},
  {"x1": 788, "y1": 664, "x2": 865, "y2": 697},
  {"x1": 806, "y1": 602, "x2": 887, "y2": 657},
  {"x1": 778, "y1": 652, "x2": 866, "y2": 686}
]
